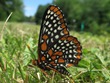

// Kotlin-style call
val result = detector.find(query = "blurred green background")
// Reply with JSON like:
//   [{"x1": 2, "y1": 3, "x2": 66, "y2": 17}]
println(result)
[
  {"x1": 0, "y1": 0, "x2": 110, "y2": 83},
  {"x1": 1, "y1": 0, "x2": 110, "y2": 34}
]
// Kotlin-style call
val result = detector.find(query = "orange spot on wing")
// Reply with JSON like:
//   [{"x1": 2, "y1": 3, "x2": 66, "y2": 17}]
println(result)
[
  {"x1": 67, "y1": 36, "x2": 74, "y2": 41},
  {"x1": 43, "y1": 35, "x2": 48, "y2": 40},
  {"x1": 48, "y1": 49, "x2": 53, "y2": 56},
  {"x1": 41, "y1": 56, "x2": 46, "y2": 61},
  {"x1": 73, "y1": 37, "x2": 78, "y2": 43},
  {"x1": 61, "y1": 37, "x2": 66, "y2": 40},
  {"x1": 50, "y1": 6, "x2": 55, "y2": 10},
  {"x1": 54, "y1": 52, "x2": 63, "y2": 56},
  {"x1": 76, "y1": 42, "x2": 80, "y2": 46},
  {"x1": 56, "y1": 10, "x2": 61, "y2": 15},
  {"x1": 63, "y1": 29, "x2": 69, "y2": 35},
  {"x1": 61, "y1": 36, "x2": 68, "y2": 40},
  {"x1": 51, "y1": 56, "x2": 56, "y2": 60},
  {"x1": 58, "y1": 58, "x2": 65, "y2": 63},
  {"x1": 61, "y1": 23, "x2": 66, "y2": 28},
  {"x1": 59, "y1": 14, "x2": 63, "y2": 19},
  {"x1": 76, "y1": 54, "x2": 81, "y2": 59},
  {"x1": 66, "y1": 63, "x2": 73, "y2": 68},
  {"x1": 50, "y1": 61, "x2": 56, "y2": 66},
  {"x1": 76, "y1": 49, "x2": 81, "y2": 53},
  {"x1": 41, "y1": 42, "x2": 47, "y2": 51},
  {"x1": 54, "y1": 7, "x2": 59, "y2": 12}
]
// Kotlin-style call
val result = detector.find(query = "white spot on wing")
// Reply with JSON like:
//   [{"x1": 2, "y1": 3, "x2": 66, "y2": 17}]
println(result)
[
  {"x1": 58, "y1": 26, "x2": 62, "y2": 30},
  {"x1": 48, "y1": 31, "x2": 51, "y2": 35},
  {"x1": 47, "y1": 10, "x2": 51, "y2": 14},
  {"x1": 55, "y1": 35, "x2": 59, "y2": 39},
  {"x1": 64, "y1": 40, "x2": 67, "y2": 43},
  {"x1": 45, "y1": 29, "x2": 48, "y2": 32},
  {"x1": 46, "y1": 21, "x2": 49, "y2": 25},
  {"x1": 51, "y1": 12, "x2": 54, "y2": 14},
  {"x1": 51, "y1": 33, "x2": 54, "y2": 36},
  {"x1": 47, "y1": 39, "x2": 49, "y2": 44},
  {"x1": 53, "y1": 20, "x2": 56, "y2": 23},
  {"x1": 61, "y1": 43, "x2": 64, "y2": 46},
  {"x1": 57, "y1": 46, "x2": 60, "y2": 49},
  {"x1": 48, "y1": 15, "x2": 50, "y2": 18},
  {"x1": 55, "y1": 60, "x2": 57, "y2": 63},
  {"x1": 66, "y1": 43, "x2": 69, "y2": 46},
  {"x1": 54, "y1": 24, "x2": 57, "y2": 27},
  {"x1": 50, "y1": 28, "x2": 53, "y2": 31},
  {"x1": 69, "y1": 50, "x2": 72, "y2": 53},
  {"x1": 54, "y1": 14, "x2": 57, "y2": 17},
  {"x1": 66, "y1": 51, "x2": 68, "y2": 54},
  {"x1": 62, "y1": 46, "x2": 65, "y2": 49},
  {"x1": 58, "y1": 21, "x2": 61, "y2": 24},
  {"x1": 61, "y1": 31, "x2": 64, "y2": 36},
  {"x1": 54, "y1": 44, "x2": 57, "y2": 48},
  {"x1": 58, "y1": 40, "x2": 62, "y2": 43},
  {"x1": 51, "y1": 16, "x2": 53, "y2": 20},
  {"x1": 70, "y1": 59, "x2": 73, "y2": 62},
  {"x1": 46, "y1": 54, "x2": 49, "y2": 58},
  {"x1": 70, "y1": 41, "x2": 73, "y2": 45},
  {"x1": 48, "y1": 24, "x2": 52, "y2": 27},
  {"x1": 54, "y1": 29, "x2": 57, "y2": 33},
  {"x1": 51, "y1": 38, "x2": 54, "y2": 42},
  {"x1": 56, "y1": 17, "x2": 59, "y2": 20},
  {"x1": 69, "y1": 55, "x2": 72, "y2": 58}
]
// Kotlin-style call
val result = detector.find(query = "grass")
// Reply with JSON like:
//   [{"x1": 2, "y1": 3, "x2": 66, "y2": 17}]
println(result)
[{"x1": 0, "y1": 21, "x2": 110, "y2": 83}]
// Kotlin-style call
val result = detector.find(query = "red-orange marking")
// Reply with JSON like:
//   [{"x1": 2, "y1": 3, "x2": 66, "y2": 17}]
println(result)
[
  {"x1": 53, "y1": 7, "x2": 59, "y2": 12},
  {"x1": 43, "y1": 35, "x2": 48, "y2": 40},
  {"x1": 76, "y1": 54, "x2": 81, "y2": 59},
  {"x1": 66, "y1": 63, "x2": 73, "y2": 68},
  {"x1": 61, "y1": 23, "x2": 66, "y2": 28},
  {"x1": 41, "y1": 56, "x2": 46, "y2": 61},
  {"x1": 50, "y1": 6, "x2": 55, "y2": 10},
  {"x1": 51, "y1": 56, "x2": 56, "y2": 60},
  {"x1": 67, "y1": 36, "x2": 73, "y2": 41},
  {"x1": 41, "y1": 42, "x2": 47, "y2": 51},
  {"x1": 59, "y1": 14, "x2": 63, "y2": 19},
  {"x1": 56, "y1": 10, "x2": 61, "y2": 15},
  {"x1": 73, "y1": 38, "x2": 78, "y2": 43},
  {"x1": 76, "y1": 49, "x2": 81, "y2": 53},
  {"x1": 61, "y1": 36, "x2": 68, "y2": 40},
  {"x1": 50, "y1": 61, "x2": 56, "y2": 66},
  {"x1": 48, "y1": 49, "x2": 53, "y2": 56},
  {"x1": 76, "y1": 43, "x2": 80, "y2": 46},
  {"x1": 54, "y1": 51, "x2": 63, "y2": 56},
  {"x1": 63, "y1": 29, "x2": 69, "y2": 35},
  {"x1": 58, "y1": 58, "x2": 65, "y2": 63}
]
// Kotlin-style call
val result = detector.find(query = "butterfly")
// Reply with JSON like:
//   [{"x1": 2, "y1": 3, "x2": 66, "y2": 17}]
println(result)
[{"x1": 32, "y1": 5, "x2": 82, "y2": 77}]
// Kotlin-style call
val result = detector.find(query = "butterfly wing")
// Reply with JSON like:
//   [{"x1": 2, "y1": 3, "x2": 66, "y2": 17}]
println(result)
[
  {"x1": 45, "y1": 35, "x2": 82, "y2": 75},
  {"x1": 38, "y1": 5, "x2": 69, "y2": 60},
  {"x1": 37, "y1": 5, "x2": 82, "y2": 76}
]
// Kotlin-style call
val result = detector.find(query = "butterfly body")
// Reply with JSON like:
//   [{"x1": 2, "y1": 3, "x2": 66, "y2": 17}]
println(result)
[{"x1": 33, "y1": 5, "x2": 82, "y2": 76}]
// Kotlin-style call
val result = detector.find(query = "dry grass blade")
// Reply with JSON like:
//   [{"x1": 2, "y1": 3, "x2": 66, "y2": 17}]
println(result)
[{"x1": 0, "y1": 12, "x2": 13, "y2": 41}]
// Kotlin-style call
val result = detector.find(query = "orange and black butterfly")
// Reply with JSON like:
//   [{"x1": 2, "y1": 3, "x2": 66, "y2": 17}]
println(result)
[{"x1": 33, "y1": 5, "x2": 82, "y2": 77}]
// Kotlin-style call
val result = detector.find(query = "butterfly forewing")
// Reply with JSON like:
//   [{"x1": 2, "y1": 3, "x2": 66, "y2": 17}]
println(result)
[
  {"x1": 36, "y1": 5, "x2": 82, "y2": 76},
  {"x1": 38, "y1": 5, "x2": 69, "y2": 55}
]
